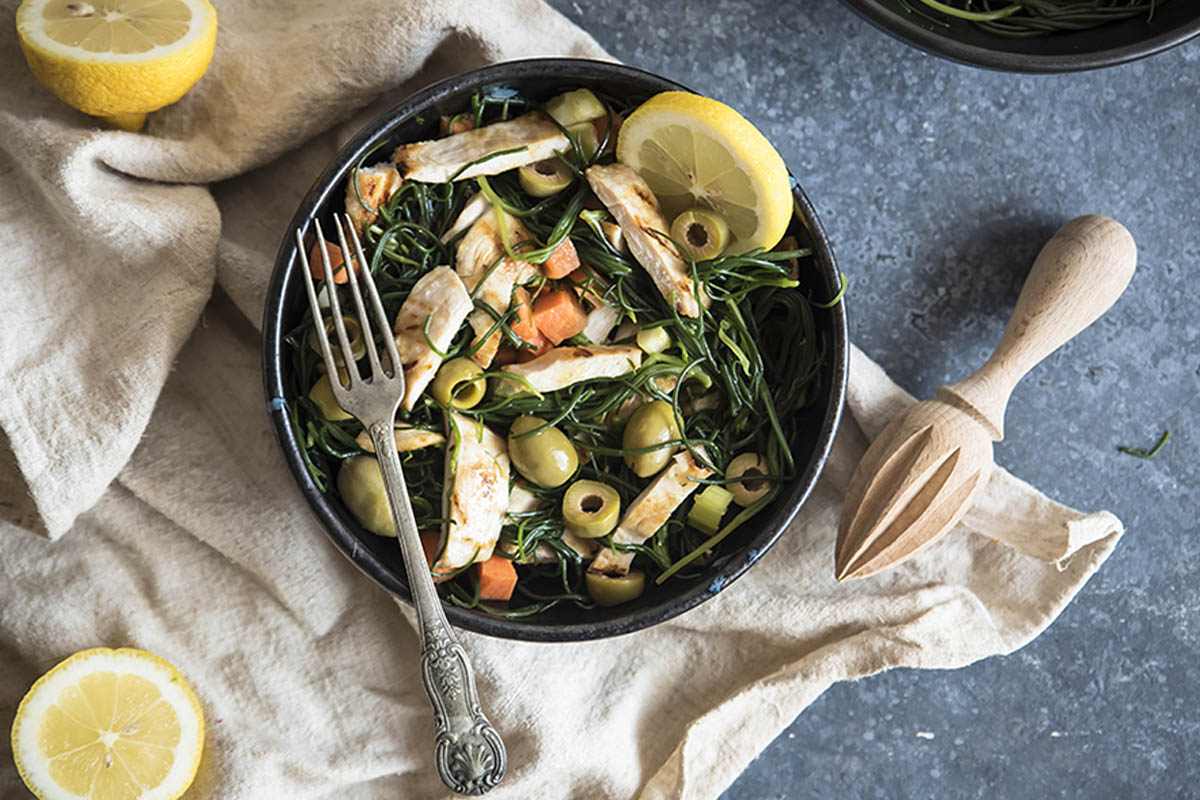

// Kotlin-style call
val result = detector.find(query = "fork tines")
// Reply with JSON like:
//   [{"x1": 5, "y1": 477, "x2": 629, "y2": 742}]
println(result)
[{"x1": 295, "y1": 215, "x2": 402, "y2": 400}]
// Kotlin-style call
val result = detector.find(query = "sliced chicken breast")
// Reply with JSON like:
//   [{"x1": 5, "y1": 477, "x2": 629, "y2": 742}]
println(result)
[
  {"x1": 440, "y1": 192, "x2": 492, "y2": 244},
  {"x1": 500, "y1": 531, "x2": 599, "y2": 565},
  {"x1": 497, "y1": 344, "x2": 642, "y2": 395},
  {"x1": 589, "y1": 447, "x2": 713, "y2": 576},
  {"x1": 456, "y1": 208, "x2": 539, "y2": 366},
  {"x1": 581, "y1": 304, "x2": 621, "y2": 344},
  {"x1": 506, "y1": 483, "x2": 544, "y2": 515},
  {"x1": 585, "y1": 163, "x2": 708, "y2": 318},
  {"x1": 394, "y1": 112, "x2": 570, "y2": 184},
  {"x1": 354, "y1": 424, "x2": 444, "y2": 453},
  {"x1": 392, "y1": 266, "x2": 472, "y2": 411},
  {"x1": 345, "y1": 163, "x2": 402, "y2": 235},
  {"x1": 437, "y1": 411, "x2": 510, "y2": 571}
]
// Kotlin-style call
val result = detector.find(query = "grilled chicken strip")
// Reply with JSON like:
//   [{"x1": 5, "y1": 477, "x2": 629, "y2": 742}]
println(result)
[
  {"x1": 585, "y1": 163, "x2": 708, "y2": 318},
  {"x1": 394, "y1": 112, "x2": 570, "y2": 184},
  {"x1": 497, "y1": 343, "x2": 642, "y2": 395},
  {"x1": 589, "y1": 447, "x2": 713, "y2": 576},
  {"x1": 500, "y1": 531, "x2": 598, "y2": 565},
  {"x1": 392, "y1": 266, "x2": 472, "y2": 411},
  {"x1": 456, "y1": 208, "x2": 539, "y2": 367},
  {"x1": 440, "y1": 192, "x2": 491, "y2": 244},
  {"x1": 345, "y1": 163, "x2": 402, "y2": 235},
  {"x1": 581, "y1": 304, "x2": 620, "y2": 344},
  {"x1": 353, "y1": 425, "x2": 444, "y2": 454},
  {"x1": 437, "y1": 411, "x2": 510, "y2": 571}
]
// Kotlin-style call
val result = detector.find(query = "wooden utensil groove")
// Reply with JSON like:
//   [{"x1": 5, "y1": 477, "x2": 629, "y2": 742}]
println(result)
[{"x1": 835, "y1": 215, "x2": 1136, "y2": 580}]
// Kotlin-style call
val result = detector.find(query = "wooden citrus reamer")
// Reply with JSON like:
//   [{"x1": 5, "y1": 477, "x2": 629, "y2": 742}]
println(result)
[{"x1": 836, "y1": 215, "x2": 1137, "y2": 581}]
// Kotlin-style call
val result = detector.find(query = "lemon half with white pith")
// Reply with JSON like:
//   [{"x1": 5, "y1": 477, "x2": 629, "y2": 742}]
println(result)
[
  {"x1": 11, "y1": 647, "x2": 206, "y2": 800},
  {"x1": 616, "y1": 91, "x2": 792, "y2": 255},
  {"x1": 16, "y1": 0, "x2": 218, "y2": 132}
]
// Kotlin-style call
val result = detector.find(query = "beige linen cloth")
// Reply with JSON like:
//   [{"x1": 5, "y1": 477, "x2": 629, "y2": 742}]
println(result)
[{"x1": 0, "y1": 1, "x2": 1123, "y2": 797}]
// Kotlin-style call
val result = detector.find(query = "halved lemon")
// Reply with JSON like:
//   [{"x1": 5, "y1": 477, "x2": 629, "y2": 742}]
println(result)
[
  {"x1": 15, "y1": 0, "x2": 218, "y2": 131},
  {"x1": 616, "y1": 91, "x2": 792, "y2": 256},
  {"x1": 11, "y1": 648, "x2": 205, "y2": 800}
]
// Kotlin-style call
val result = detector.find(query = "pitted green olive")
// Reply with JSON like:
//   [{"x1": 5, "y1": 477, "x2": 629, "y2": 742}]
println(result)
[
  {"x1": 671, "y1": 207, "x2": 731, "y2": 261},
  {"x1": 308, "y1": 371, "x2": 352, "y2": 421},
  {"x1": 726, "y1": 452, "x2": 771, "y2": 506},
  {"x1": 430, "y1": 357, "x2": 486, "y2": 409},
  {"x1": 622, "y1": 400, "x2": 681, "y2": 478},
  {"x1": 518, "y1": 159, "x2": 573, "y2": 198},
  {"x1": 337, "y1": 456, "x2": 395, "y2": 537},
  {"x1": 308, "y1": 315, "x2": 366, "y2": 364},
  {"x1": 586, "y1": 569, "x2": 645, "y2": 606},
  {"x1": 508, "y1": 415, "x2": 579, "y2": 488},
  {"x1": 562, "y1": 480, "x2": 621, "y2": 538}
]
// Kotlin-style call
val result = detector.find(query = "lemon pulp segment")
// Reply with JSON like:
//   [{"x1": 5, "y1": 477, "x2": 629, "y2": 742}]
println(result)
[{"x1": 38, "y1": 0, "x2": 195, "y2": 55}]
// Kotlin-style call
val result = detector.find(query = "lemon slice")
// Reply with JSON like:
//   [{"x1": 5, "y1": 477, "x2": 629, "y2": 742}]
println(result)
[
  {"x1": 616, "y1": 91, "x2": 792, "y2": 255},
  {"x1": 16, "y1": 0, "x2": 218, "y2": 131},
  {"x1": 11, "y1": 648, "x2": 205, "y2": 800}
]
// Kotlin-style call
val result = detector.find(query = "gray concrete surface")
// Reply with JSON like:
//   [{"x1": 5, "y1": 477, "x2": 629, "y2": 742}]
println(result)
[{"x1": 546, "y1": 0, "x2": 1200, "y2": 796}]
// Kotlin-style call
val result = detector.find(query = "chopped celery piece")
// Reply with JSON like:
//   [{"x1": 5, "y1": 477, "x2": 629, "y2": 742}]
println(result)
[{"x1": 687, "y1": 484, "x2": 734, "y2": 535}]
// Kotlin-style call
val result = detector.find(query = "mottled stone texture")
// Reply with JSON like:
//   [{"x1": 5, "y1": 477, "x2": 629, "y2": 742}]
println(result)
[{"x1": 546, "y1": 0, "x2": 1199, "y2": 796}]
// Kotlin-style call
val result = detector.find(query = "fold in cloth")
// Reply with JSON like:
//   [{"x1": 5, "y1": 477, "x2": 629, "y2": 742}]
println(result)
[{"x1": 0, "y1": 1, "x2": 1121, "y2": 797}]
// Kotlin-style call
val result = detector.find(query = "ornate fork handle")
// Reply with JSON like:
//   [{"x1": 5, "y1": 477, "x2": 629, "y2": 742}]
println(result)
[{"x1": 369, "y1": 421, "x2": 506, "y2": 795}]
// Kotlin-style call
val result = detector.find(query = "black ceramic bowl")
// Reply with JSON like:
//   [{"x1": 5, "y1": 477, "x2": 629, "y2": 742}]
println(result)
[
  {"x1": 840, "y1": 0, "x2": 1200, "y2": 72},
  {"x1": 262, "y1": 58, "x2": 847, "y2": 641}
]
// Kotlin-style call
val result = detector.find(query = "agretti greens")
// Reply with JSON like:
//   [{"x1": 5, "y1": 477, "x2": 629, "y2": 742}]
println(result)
[{"x1": 285, "y1": 86, "x2": 836, "y2": 618}]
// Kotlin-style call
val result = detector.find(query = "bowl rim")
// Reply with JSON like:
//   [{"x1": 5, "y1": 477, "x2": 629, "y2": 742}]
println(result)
[
  {"x1": 261, "y1": 57, "x2": 848, "y2": 641},
  {"x1": 839, "y1": 0, "x2": 1200, "y2": 73}
]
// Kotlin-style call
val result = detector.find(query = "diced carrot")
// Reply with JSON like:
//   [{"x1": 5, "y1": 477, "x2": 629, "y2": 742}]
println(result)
[
  {"x1": 476, "y1": 555, "x2": 518, "y2": 602},
  {"x1": 493, "y1": 345, "x2": 522, "y2": 366},
  {"x1": 509, "y1": 287, "x2": 544, "y2": 348},
  {"x1": 542, "y1": 237, "x2": 581, "y2": 279},
  {"x1": 308, "y1": 239, "x2": 357, "y2": 284},
  {"x1": 515, "y1": 337, "x2": 553, "y2": 363},
  {"x1": 440, "y1": 114, "x2": 475, "y2": 136},
  {"x1": 532, "y1": 289, "x2": 588, "y2": 345},
  {"x1": 566, "y1": 265, "x2": 609, "y2": 310},
  {"x1": 420, "y1": 530, "x2": 456, "y2": 583},
  {"x1": 776, "y1": 235, "x2": 801, "y2": 280},
  {"x1": 493, "y1": 345, "x2": 520, "y2": 366}
]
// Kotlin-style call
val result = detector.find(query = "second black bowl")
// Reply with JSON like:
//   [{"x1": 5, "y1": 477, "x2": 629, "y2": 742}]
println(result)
[
  {"x1": 261, "y1": 58, "x2": 848, "y2": 641},
  {"x1": 840, "y1": 0, "x2": 1200, "y2": 72}
]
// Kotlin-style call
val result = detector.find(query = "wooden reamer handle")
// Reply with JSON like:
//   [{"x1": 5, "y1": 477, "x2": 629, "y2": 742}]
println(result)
[{"x1": 938, "y1": 214, "x2": 1137, "y2": 440}]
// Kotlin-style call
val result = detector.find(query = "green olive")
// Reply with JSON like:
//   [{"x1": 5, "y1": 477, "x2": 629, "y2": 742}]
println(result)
[
  {"x1": 308, "y1": 371, "x2": 352, "y2": 421},
  {"x1": 726, "y1": 452, "x2": 771, "y2": 506},
  {"x1": 622, "y1": 400, "x2": 681, "y2": 478},
  {"x1": 430, "y1": 357, "x2": 486, "y2": 409},
  {"x1": 518, "y1": 158, "x2": 573, "y2": 198},
  {"x1": 508, "y1": 415, "x2": 579, "y2": 488},
  {"x1": 567, "y1": 121, "x2": 601, "y2": 161},
  {"x1": 308, "y1": 315, "x2": 366, "y2": 364},
  {"x1": 562, "y1": 480, "x2": 621, "y2": 538},
  {"x1": 337, "y1": 456, "x2": 395, "y2": 537},
  {"x1": 586, "y1": 569, "x2": 645, "y2": 607},
  {"x1": 544, "y1": 88, "x2": 606, "y2": 126},
  {"x1": 670, "y1": 207, "x2": 731, "y2": 261}
]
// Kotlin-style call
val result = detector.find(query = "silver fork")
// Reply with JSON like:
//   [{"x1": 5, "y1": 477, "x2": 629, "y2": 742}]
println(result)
[{"x1": 297, "y1": 215, "x2": 506, "y2": 796}]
